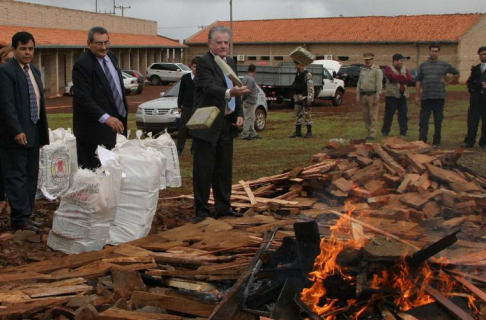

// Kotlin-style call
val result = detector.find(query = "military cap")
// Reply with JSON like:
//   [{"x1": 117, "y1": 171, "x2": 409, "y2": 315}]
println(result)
[{"x1": 363, "y1": 52, "x2": 374, "y2": 60}]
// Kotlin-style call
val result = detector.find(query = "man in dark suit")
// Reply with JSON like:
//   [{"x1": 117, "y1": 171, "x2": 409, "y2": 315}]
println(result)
[
  {"x1": 73, "y1": 26, "x2": 128, "y2": 169},
  {"x1": 0, "y1": 32, "x2": 49, "y2": 232},
  {"x1": 462, "y1": 46, "x2": 486, "y2": 149},
  {"x1": 191, "y1": 26, "x2": 250, "y2": 222},
  {"x1": 176, "y1": 57, "x2": 198, "y2": 155}
]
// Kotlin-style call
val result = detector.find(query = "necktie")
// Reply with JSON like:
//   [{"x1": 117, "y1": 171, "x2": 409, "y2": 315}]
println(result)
[
  {"x1": 24, "y1": 65, "x2": 38, "y2": 124},
  {"x1": 224, "y1": 74, "x2": 235, "y2": 111},
  {"x1": 102, "y1": 58, "x2": 127, "y2": 118}
]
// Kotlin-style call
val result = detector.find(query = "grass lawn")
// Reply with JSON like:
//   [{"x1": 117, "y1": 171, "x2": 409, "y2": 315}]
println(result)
[{"x1": 46, "y1": 85, "x2": 486, "y2": 196}]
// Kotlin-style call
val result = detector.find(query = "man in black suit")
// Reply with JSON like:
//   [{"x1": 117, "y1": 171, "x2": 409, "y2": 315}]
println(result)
[
  {"x1": 462, "y1": 46, "x2": 486, "y2": 149},
  {"x1": 176, "y1": 57, "x2": 198, "y2": 155},
  {"x1": 0, "y1": 32, "x2": 49, "y2": 232},
  {"x1": 73, "y1": 26, "x2": 128, "y2": 169},
  {"x1": 191, "y1": 26, "x2": 250, "y2": 222}
]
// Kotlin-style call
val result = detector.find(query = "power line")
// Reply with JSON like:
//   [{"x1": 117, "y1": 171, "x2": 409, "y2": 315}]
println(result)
[{"x1": 157, "y1": 26, "x2": 202, "y2": 29}]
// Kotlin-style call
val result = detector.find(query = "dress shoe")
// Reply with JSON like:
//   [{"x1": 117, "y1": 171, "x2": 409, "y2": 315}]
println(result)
[
  {"x1": 433, "y1": 144, "x2": 440, "y2": 149},
  {"x1": 26, "y1": 218, "x2": 43, "y2": 228},
  {"x1": 216, "y1": 210, "x2": 243, "y2": 219},
  {"x1": 191, "y1": 215, "x2": 208, "y2": 224},
  {"x1": 461, "y1": 142, "x2": 473, "y2": 148},
  {"x1": 11, "y1": 222, "x2": 39, "y2": 232}
]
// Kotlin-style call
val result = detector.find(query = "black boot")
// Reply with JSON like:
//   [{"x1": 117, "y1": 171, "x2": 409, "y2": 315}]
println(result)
[
  {"x1": 289, "y1": 125, "x2": 302, "y2": 138},
  {"x1": 304, "y1": 125, "x2": 313, "y2": 138}
]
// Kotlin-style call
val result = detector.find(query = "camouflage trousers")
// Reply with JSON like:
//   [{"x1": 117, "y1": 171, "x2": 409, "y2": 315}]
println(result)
[{"x1": 294, "y1": 100, "x2": 313, "y2": 126}]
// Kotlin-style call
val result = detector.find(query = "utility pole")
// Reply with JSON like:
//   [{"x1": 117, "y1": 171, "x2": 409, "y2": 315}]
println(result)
[
  {"x1": 113, "y1": 0, "x2": 116, "y2": 15},
  {"x1": 229, "y1": 0, "x2": 233, "y2": 57},
  {"x1": 95, "y1": 0, "x2": 97, "y2": 13},
  {"x1": 115, "y1": 5, "x2": 131, "y2": 17}
]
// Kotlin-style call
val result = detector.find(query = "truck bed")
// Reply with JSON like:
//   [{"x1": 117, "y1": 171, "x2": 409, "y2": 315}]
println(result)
[{"x1": 237, "y1": 64, "x2": 323, "y2": 88}]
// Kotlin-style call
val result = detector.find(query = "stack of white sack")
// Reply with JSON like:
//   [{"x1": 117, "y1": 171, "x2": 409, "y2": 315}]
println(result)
[
  {"x1": 47, "y1": 160, "x2": 123, "y2": 254},
  {"x1": 140, "y1": 130, "x2": 181, "y2": 188},
  {"x1": 37, "y1": 128, "x2": 78, "y2": 200},
  {"x1": 108, "y1": 142, "x2": 164, "y2": 244}
]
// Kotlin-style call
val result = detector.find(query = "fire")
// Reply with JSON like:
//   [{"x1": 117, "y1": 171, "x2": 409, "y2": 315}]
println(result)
[{"x1": 300, "y1": 203, "x2": 474, "y2": 318}]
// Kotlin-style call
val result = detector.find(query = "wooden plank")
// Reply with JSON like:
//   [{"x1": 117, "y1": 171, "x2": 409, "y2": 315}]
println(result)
[
  {"x1": 99, "y1": 308, "x2": 185, "y2": 320},
  {"x1": 332, "y1": 177, "x2": 354, "y2": 193},
  {"x1": 451, "y1": 274, "x2": 486, "y2": 303},
  {"x1": 22, "y1": 285, "x2": 93, "y2": 298},
  {"x1": 425, "y1": 286, "x2": 474, "y2": 320},
  {"x1": 372, "y1": 144, "x2": 406, "y2": 176},
  {"x1": 131, "y1": 291, "x2": 215, "y2": 317},
  {"x1": 239, "y1": 180, "x2": 257, "y2": 205},
  {"x1": 426, "y1": 163, "x2": 468, "y2": 184}
]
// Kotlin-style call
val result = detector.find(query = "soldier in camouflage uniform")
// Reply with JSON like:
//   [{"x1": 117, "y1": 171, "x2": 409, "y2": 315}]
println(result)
[
  {"x1": 290, "y1": 60, "x2": 314, "y2": 138},
  {"x1": 356, "y1": 52, "x2": 383, "y2": 140}
]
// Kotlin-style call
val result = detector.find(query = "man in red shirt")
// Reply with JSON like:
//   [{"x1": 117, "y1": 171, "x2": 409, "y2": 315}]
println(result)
[{"x1": 381, "y1": 54, "x2": 413, "y2": 137}]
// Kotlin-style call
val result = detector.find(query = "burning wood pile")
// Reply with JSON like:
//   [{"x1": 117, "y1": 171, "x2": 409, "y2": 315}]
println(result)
[{"x1": 0, "y1": 137, "x2": 486, "y2": 319}]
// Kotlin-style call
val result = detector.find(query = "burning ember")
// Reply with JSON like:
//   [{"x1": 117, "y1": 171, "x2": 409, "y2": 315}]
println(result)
[{"x1": 300, "y1": 205, "x2": 477, "y2": 319}]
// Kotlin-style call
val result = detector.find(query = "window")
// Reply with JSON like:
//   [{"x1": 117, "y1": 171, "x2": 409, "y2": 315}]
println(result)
[
  {"x1": 323, "y1": 68, "x2": 333, "y2": 80},
  {"x1": 248, "y1": 56, "x2": 257, "y2": 61},
  {"x1": 274, "y1": 56, "x2": 284, "y2": 61},
  {"x1": 260, "y1": 56, "x2": 270, "y2": 61},
  {"x1": 338, "y1": 56, "x2": 349, "y2": 61},
  {"x1": 315, "y1": 55, "x2": 324, "y2": 60},
  {"x1": 164, "y1": 64, "x2": 179, "y2": 71}
]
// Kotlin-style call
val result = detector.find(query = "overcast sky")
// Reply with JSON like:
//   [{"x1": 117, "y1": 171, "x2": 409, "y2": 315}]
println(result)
[{"x1": 19, "y1": 0, "x2": 486, "y2": 41}]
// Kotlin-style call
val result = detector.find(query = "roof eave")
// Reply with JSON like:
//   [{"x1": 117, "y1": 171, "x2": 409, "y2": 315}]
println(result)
[
  {"x1": 36, "y1": 45, "x2": 187, "y2": 49},
  {"x1": 185, "y1": 40, "x2": 459, "y2": 45}
]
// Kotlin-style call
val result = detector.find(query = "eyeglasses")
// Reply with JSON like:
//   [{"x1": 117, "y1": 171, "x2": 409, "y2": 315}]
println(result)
[{"x1": 93, "y1": 41, "x2": 110, "y2": 47}]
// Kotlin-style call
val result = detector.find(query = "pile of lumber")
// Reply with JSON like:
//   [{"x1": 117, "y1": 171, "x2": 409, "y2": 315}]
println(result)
[
  {"x1": 0, "y1": 216, "x2": 291, "y2": 319},
  {"x1": 1, "y1": 137, "x2": 486, "y2": 319}
]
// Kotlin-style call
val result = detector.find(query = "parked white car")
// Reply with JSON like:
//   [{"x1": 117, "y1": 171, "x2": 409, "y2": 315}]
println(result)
[
  {"x1": 136, "y1": 81, "x2": 268, "y2": 133},
  {"x1": 64, "y1": 72, "x2": 138, "y2": 96},
  {"x1": 146, "y1": 62, "x2": 191, "y2": 85}
]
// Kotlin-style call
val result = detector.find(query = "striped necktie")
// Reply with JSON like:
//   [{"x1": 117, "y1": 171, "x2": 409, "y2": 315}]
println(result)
[
  {"x1": 224, "y1": 74, "x2": 236, "y2": 111},
  {"x1": 23, "y1": 65, "x2": 38, "y2": 124},
  {"x1": 102, "y1": 58, "x2": 127, "y2": 118}
]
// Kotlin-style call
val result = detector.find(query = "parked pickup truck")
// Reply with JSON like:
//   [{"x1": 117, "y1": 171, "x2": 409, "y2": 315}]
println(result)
[{"x1": 237, "y1": 62, "x2": 345, "y2": 107}]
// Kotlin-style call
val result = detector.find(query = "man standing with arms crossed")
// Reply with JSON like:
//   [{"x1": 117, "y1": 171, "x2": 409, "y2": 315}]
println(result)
[
  {"x1": 381, "y1": 53, "x2": 413, "y2": 137},
  {"x1": 241, "y1": 64, "x2": 261, "y2": 140},
  {"x1": 462, "y1": 46, "x2": 486, "y2": 149},
  {"x1": 191, "y1": 26, "x2": 249, "y2": 222},
  {"x1": 356, "y1": 52, "x2": 383, "y2": 140},
  {"x1": 415, "y1": 44, "x2": 459, "y2": 148},
  {"x1": 0, "y1": 32, "x2": 49, "y2": 232},
  {"x1": 73, "y1": 26, "x2": 128, "y2": 169}
]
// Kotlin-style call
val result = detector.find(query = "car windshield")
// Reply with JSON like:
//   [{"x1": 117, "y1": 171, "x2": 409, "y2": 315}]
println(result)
[
  {"x1": 163, "y1": 81, "x2": 181, "y2": 97},
  {"x1": 177, "y1": 64, "x2": 191, "y2": 71}
]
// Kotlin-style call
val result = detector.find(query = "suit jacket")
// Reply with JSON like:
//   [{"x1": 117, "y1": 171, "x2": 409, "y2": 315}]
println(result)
[
  {"x1": 72, "y1": 50, "x2": 128, "y2": 145},
  {"x1": 0, "y1": 58, "x2": 49, "y2": 148},
  {"x1": 191, "y1": 51, "x2": 243, "y2": 143},
  {"x1": 177, "y1": 72, "x2": 195, "y2": 108},
  {"x1": 467, "y1": 63, "x2": 486, "y2": 94}
]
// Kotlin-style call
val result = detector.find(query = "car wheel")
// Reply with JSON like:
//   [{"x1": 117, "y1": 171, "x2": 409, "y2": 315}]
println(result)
[
  {"x1": 151, "y1": 76, "x2": 162, "y2": 85},
  {"x1": 332, "y1": 90, "x2": 343, "y2": 107},
  {"x1": 69, "y1": 87, "x2": 73, "y2": 96},
  {"x1": 254, "y1": 108, "x2": 266, "y2": 132}
]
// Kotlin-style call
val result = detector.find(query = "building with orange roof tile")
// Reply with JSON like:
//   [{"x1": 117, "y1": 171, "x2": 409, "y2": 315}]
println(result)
[
  {"x1": 0, "y1": 0, "x2": 187, "y2": 95},
  {"x1": 185, "y1": 14, "x2": 486, "y2": 82}
]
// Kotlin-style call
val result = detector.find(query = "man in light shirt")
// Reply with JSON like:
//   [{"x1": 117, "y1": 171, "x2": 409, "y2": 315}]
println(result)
[{"x1": 0, "y1": 32, "x2": 49, "y2": 232}]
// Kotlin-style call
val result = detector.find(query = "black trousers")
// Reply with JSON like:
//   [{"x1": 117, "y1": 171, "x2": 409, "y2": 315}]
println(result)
[
  {"x1": 464, "y1": 92, "x2": 486, "y2": 147},
  {"x1": 77, "y1": 140, "x2": 115, "y2": 170},
  {"x1": 192, "y1": 116, "x2": 233, "y2": 218},
  {"x1": 176, "y1": 107, "x2": 192, "y2": 155},
  {"x1": 419, "y1": 99, "x2": 444, "y2": 145},
  {"x1": 0, "y1": 143, "x2": 39, "y2": 226},
  {"x1": 382, "y1": 95, "x2": 408, "y2": 135}
]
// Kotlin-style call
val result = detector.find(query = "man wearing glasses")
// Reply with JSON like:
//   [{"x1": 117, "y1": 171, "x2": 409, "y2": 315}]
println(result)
[{"x1": 72, "y1": 26, "x2": 128, "y2": 169}]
